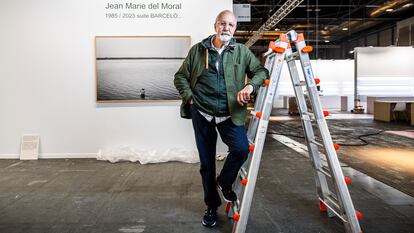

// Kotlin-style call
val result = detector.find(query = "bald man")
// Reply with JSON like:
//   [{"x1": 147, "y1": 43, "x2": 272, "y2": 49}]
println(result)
[{"x1": 174, "y1": 10, "x2": 268, "y2": 227}]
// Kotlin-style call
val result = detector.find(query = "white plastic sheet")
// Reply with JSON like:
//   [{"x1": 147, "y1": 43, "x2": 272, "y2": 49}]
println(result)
[{"x1": 97, "y1": 145, "x2": 199, "y2": 164}]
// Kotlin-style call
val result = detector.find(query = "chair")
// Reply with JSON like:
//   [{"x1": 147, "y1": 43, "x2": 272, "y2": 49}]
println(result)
[{"x1": 392, "y1": 102, "x2": 408, "y2": 121}]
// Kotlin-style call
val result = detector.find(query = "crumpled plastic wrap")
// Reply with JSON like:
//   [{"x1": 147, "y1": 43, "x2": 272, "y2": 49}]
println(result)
[{"x1": 97, "y1": 145, "x2": 199, "y2": 164}]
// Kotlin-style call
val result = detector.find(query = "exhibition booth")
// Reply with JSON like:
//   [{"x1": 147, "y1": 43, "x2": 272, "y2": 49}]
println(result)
[
  {"x1": 0, "y1": 0, "x2": 413, "y2": 162},
  {"x1": 0, "y1": 0, "x2": 232, "y2": 161}
]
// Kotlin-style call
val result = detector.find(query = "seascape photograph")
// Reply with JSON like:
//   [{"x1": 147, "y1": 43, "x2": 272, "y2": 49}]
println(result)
[{"x1": 95, "y1": 36, "x2": 191, "y2": 101}]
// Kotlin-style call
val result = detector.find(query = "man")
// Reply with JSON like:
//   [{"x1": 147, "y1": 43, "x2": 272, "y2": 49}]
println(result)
[{"x1": 174, "y1": 10, "x2": 268, "y2": 227}]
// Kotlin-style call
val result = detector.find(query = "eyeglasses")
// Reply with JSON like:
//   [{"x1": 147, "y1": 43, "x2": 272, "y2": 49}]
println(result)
[{"x1": 216, "y1": 21, "x2": 236, "y2": 28}]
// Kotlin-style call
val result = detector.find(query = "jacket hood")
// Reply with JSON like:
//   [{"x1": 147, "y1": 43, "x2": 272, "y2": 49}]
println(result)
[{"x1": 201, "y1": 35, "x2": 236, "y2": 50}]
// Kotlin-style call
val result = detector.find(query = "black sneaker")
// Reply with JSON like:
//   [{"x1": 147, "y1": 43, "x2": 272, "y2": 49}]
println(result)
[
  {"x1": 217, "y1": 185, "x2": 237, "y2": 202},
  {"x1": 202, "y1": 207, "x2": 217, "y2": 227}
]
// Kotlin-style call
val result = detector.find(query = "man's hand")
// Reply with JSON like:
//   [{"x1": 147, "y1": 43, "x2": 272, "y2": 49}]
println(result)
[{"x1": 237, "y1": 84, "x2": 253, "y2": 106}]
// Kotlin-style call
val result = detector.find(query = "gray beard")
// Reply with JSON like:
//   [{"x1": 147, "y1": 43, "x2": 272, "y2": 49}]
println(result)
[{"x1": 219, "y1": 34, "x2": 232, "y2": 42}]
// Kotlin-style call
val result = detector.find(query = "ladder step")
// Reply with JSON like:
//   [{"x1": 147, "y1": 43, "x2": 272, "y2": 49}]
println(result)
[
  {"x1": 247, "y1": 135, "x2": 255, "y2": 144},
  {"x1": 310, "y1": 140, "x2": 341, "y2": 153},
  {"x1": 240, "y1": 167, "x2": 248, "y2": 178},
  {"x1": 302, "y1": 111, "x2": 314, "y2": 117},
  {"x1": 294, "y1": 81, "x2": 306, "y2": 87},
  {"x1": 310, "y1": 139, "x2": 322, "y2": 147},
  {"x1": 286, "y1": 51, "x2": 299, "y2": 60},
  {"x1": 319, "y1": 198, "x2": 347, "y2": 223},
  {"x1": 301, "y1": 115, "x2": 313, "y2": 122},
  {"x1": 301, "y1": 111, "x2": 315, "y2": 121},
  {"x1": 248, "y1": 138, "x2": 254, "y2": 145},
  {"x1": 326, "y1": 194, "x2": 341, "y2": 211},
  {"x1": 317, "y1": 166, "x2": 332, "y2": 178}
]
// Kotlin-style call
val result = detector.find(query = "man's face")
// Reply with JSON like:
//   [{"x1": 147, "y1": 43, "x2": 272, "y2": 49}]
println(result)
[{"x1": 214, "y1": 13, "x2": 237, "y2": 43}]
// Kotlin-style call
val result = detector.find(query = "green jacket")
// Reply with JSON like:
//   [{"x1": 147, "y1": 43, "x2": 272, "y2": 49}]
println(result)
[
  {"x1": 174, "y1": 36, "x2": 269, "y2": 126},
  {"x1": 192, "y1": 36, "x2": 231, "y2": 117}
]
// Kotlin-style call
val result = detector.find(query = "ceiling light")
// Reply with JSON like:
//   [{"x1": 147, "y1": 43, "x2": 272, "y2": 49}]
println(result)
[
  {"x1": 306, "y1": 8, "x2": 313, "y2": 12},
  {"x1": 324, "y1": 40, "x2": 330, "y2": 43},
  {"x1": 386, "y1": 8, "x2": 394, "y2": 12},
  {"x1": 342, "y1": 27, "x2": 349, "y2": 31},
  {"x1": 402, "y1": 3, "x2": 413, "y2": 8},
  {"x1": 314, "y1": 8, "x2": 321, "y2": 12},
  {"x1": 349, "y1": 50, "x2": 354, "y2": 54}
]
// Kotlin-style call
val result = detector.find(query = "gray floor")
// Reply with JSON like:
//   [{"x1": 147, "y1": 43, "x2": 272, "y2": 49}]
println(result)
[
  {"x1": 0, "y1": 120, "x2": 413, "y2": 233},
  {"x1": 269, "y1": 117, "x2": 414, "y2": 197}
]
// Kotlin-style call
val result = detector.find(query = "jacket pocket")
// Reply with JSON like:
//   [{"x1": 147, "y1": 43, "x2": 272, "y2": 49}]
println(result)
[
  {"x1": 180, "y1": 102, "x2": 192, "y2": 119},
  {"x1": 233, "y1": 64, "x2": 245, "y2": 90}
]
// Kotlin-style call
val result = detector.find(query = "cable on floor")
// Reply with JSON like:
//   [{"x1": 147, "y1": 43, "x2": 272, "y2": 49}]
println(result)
[{"x1": 268, "y1": 122, "x2": 383, "y2": 146}]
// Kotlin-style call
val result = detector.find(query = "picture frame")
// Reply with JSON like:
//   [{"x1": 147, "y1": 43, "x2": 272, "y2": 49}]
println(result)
[{"x1": 94, "y1": 36, "x2": 191, "y2": 102}]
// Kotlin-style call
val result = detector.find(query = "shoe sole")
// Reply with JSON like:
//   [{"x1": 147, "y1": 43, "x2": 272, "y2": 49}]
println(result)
[
  {"x1": 222, "y1": 196, "x2": 236, "y2": 203},
  {"x1": 217, "y1": 185, "x2": 237, "y2": 202},
  {"x1": 202, "y1": 219, "x2": 216, "y2": 227}
]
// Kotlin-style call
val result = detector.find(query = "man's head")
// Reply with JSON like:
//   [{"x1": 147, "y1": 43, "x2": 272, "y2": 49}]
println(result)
[{"x1": 214, "y1": 10, "x2": 237, "y2": 43}]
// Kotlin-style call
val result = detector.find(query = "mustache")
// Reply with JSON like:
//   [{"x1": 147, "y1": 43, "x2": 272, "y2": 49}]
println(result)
[{"x1": 220, "y1": 32, "x2": 232, "y2": 36}]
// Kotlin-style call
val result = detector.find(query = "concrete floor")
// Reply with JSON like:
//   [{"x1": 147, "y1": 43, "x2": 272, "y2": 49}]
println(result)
[
  {"x1": 0, "y1": 117, "x2": 413, "y2": 233},
  {"x1": 269, "y1": 117, "x2": 414, "y2": 197}
]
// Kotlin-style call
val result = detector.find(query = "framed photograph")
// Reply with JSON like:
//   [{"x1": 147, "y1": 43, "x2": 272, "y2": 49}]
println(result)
[{"x1": 95, "y1": 36, "x2": 191, "y2": 102}]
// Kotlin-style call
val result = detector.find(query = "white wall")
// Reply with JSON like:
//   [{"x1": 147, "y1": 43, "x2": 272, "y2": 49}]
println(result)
[
  {"x1": 273, "y1": 59, "x2": 354, "y2": 109},
  {"x1": 356, "y1": 47, "x2": 414, "y2": 97},
  {"x1": 0, "y1": 0, "x2": 232, "y2": 158},
  {"x1": 95, "y1": 37, "x2": 191, "y2": 58}
]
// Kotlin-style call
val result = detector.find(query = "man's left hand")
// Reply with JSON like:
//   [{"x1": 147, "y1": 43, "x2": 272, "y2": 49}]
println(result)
[{"x1": 237, "y1": 84, "x2": 253, "y2": 106}]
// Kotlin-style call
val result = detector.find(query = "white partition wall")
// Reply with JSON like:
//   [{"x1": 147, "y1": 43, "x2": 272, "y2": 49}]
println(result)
[
  {"x1": 355, "y1": 47, "x2": 414, "y2": 102},
  {"x1": 0, "y1": 0, "x2": 231, "y2": 160},
  {"x1": 274, "y1": 59, "x2": 354, "y2": 110},
  {"x1": 273, "y1": 48, "x2": 414, "y2": 111},
  {"x1": 278, "y1": 59, "x2": 354, "y2": 96}
]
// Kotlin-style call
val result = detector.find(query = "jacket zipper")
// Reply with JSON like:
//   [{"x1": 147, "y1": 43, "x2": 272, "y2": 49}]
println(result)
[{"x1": 216, "y1": 51, "x2": 221, "y2": 116}]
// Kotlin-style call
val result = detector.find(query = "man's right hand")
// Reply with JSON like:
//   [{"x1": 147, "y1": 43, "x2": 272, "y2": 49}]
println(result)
[{"x1": 237, "y1": 84, "x2": 253, "y2": 106}]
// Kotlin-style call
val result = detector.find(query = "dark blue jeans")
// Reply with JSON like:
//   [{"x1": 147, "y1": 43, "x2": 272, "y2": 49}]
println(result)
[{"x1": 191, "y1": 105, "x2": 249, "y2": 208}]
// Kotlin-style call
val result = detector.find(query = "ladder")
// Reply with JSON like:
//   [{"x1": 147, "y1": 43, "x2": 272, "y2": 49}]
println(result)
[{"x1": 225, "y1": 30, "x2": 362, "y2": 233}]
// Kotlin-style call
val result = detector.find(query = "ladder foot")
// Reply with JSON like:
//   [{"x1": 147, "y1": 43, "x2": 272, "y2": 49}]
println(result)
[
  {"x1": 319, "y1": 201, "x2": 327, "y2": 212},
  {"x1": 225, "y1": 202, "x2": 231, "y2": 213},
  {"x1": 249, "y1": 144, "x2": 255, "y2": 152},
  {"x1": 233, "y1": 213, "x2": 240, "y2": 221},
  {"x1": 356, "y1": 211, "x2": 363, "y2": 220}
]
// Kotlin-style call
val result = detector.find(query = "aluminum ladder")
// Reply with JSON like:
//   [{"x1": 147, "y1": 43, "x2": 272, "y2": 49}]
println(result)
[{"x1": 225, "y1": 30, "x2": 362, "y2": 233}]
